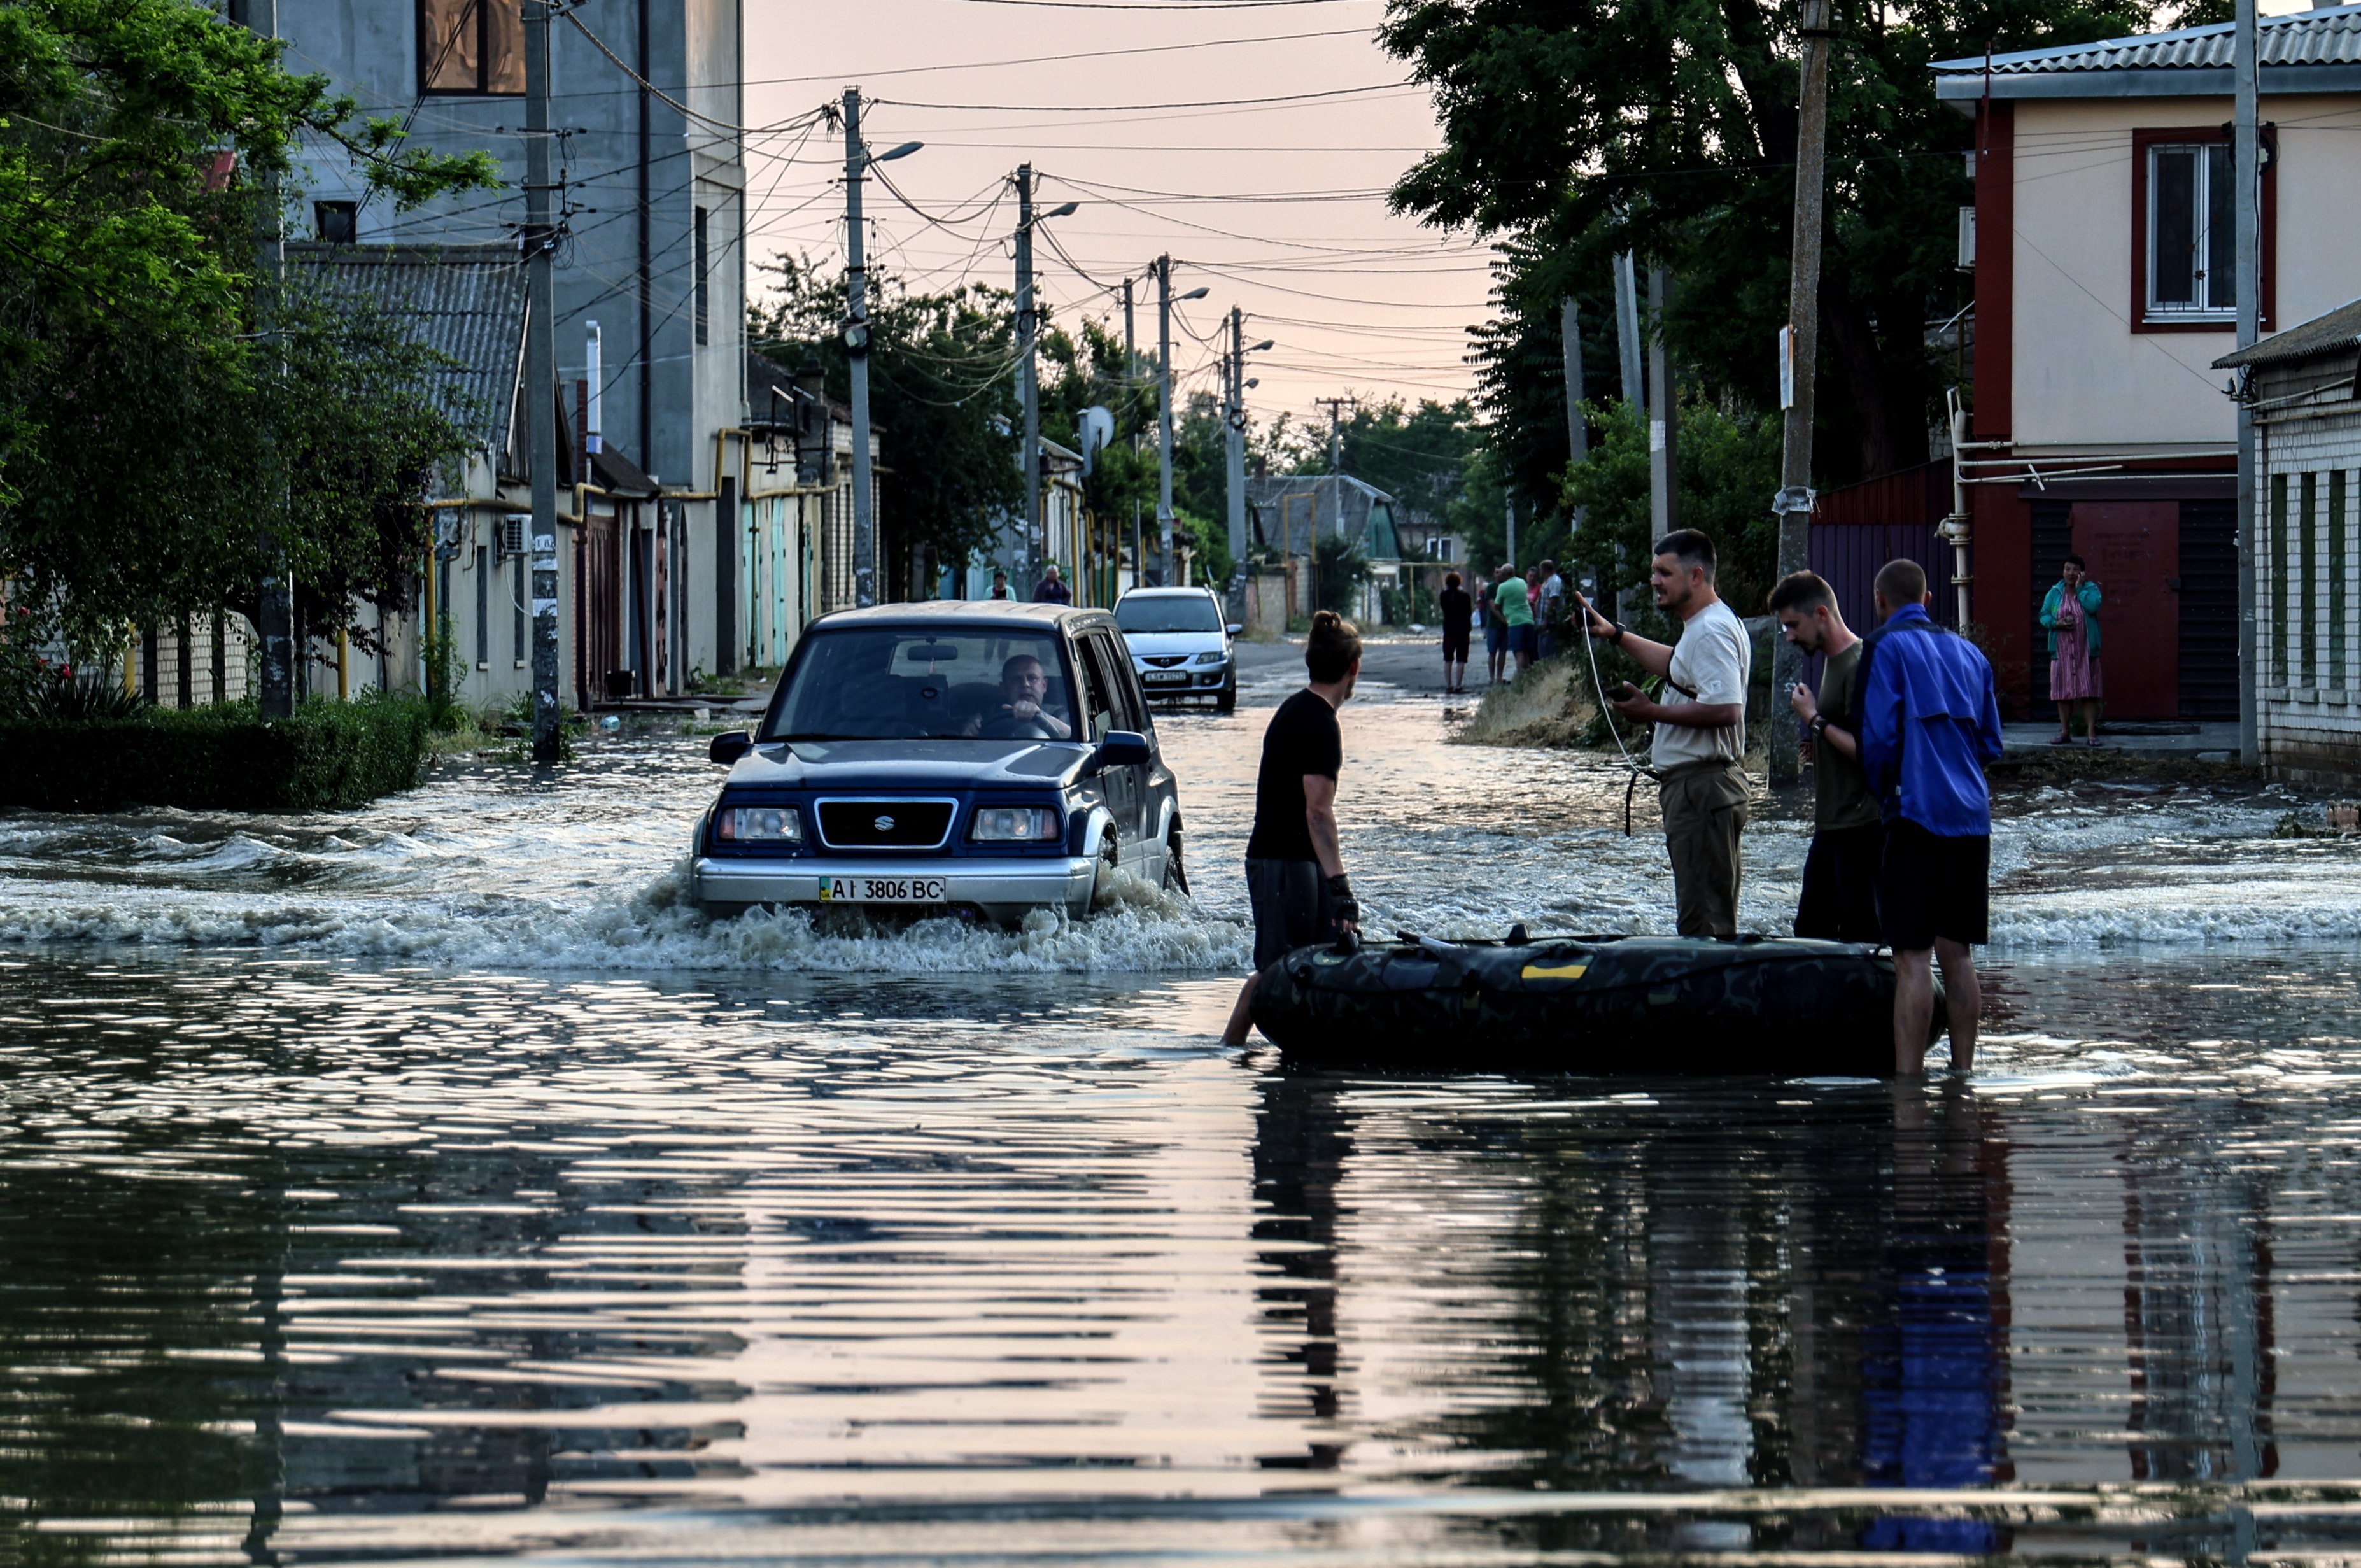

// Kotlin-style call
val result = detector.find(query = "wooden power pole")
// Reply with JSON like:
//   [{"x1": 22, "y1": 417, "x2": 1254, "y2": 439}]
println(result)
[{"x1": 1769, "y1": 0, "x2": 1835, "y2": 787}]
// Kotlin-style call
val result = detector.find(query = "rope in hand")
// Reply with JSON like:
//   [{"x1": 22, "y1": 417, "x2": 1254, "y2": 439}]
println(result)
[{"x1": 1576, "y1": 591, "x2": 1659, "y2": 837}]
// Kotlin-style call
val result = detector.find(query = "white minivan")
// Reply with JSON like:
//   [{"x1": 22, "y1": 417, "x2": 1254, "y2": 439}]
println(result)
[{"x1": 1115, "y1": 587, "x2": 1240, "y2": 713}]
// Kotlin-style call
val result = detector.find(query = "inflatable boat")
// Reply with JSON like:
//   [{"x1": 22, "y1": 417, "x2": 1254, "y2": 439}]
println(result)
[{"x1": 1248, "y1": 931, "x2": 1937, "y2": 1075}]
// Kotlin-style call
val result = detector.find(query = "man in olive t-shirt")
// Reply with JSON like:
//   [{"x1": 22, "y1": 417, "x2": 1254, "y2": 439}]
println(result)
[{"x1": 1771, "y1": 570, "x2": 1884, "y2": 943}]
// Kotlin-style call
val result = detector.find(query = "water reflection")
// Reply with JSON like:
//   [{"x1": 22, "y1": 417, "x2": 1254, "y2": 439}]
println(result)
[{"x1": 6, "y1": 950, "x2": 2361, "y2": 1563}]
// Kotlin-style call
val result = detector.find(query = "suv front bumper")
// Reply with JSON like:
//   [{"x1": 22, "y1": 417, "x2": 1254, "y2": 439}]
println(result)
[{"x1": 693, "y1": 854, "x2": 1097, "y2": 918}]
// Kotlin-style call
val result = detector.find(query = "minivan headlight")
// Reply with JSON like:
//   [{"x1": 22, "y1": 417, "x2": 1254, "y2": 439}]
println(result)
[
  {"x1": 970, "y1": 806, "x2": 1062, "y2": 843},
  {"x1": 715, "y1": 805, "x2": 803, "y2": 843},
  {"x1": 1193, "y1": 651, "x2": 1227, "y2": 665}
]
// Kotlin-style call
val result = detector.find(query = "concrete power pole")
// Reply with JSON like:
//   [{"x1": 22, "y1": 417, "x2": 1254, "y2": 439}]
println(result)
[
  {"x1": 842, "y1": 89, "x2": 880, "y2": 607},
  {"x1": 244, "y1": 0, "x2": 292, "y2": 719},
  {"x1": 1647, "y1": 267, "x2": 1679, "y2": 539},
  {"x1": 1155, "y1": 255, "x2": 1176, "y2": 584},
  {"x1": 1561, "y1": 297, "x2": 1588, "y2": 541},
  {"x1": 1015, "y1": 164, "x2": 1040, "y2": 570},
  {"x1": 1768, "y1": 0, "x2": 1834, "y2": 787},
  {"x1": 1225, "y1": 307, "x2": 1246, "y2": 566},
  {"x1": 1614, "y1": 253, "x2": 1644, "y2": 413},
  {"x1": 525, "y1": 0, "x2": 563, "y2": 759},
  {"x1": 2235, "y1": 0, "x2": 2260, "y2": 765}
]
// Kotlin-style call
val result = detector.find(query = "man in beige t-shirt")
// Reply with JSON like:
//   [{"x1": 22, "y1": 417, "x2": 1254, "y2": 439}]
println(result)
[{"x1": 1579, "y1": 529, "x2": 1751, "y2": 938}]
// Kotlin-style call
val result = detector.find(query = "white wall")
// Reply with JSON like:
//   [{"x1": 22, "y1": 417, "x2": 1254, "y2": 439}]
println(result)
[{"x1": 2011, "y1": 94, "x2": 2361, "y2": 455}]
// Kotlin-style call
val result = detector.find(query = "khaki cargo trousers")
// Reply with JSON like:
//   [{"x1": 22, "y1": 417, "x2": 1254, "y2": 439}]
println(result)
[{"x1": 1658, "y1": 758, "x2": 1749, "y2": 940}]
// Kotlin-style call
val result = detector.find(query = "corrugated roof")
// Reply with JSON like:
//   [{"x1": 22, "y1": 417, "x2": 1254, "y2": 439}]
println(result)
[
  {"x1": 2215, "y1": 296, "x2": 2361, "y2": 367},
  {"x1": 1932, "y1": 4, "x2": 2361, "y2": 95},
  {"x1": 284, "y1": 242, "x2": 528, "y2": 453}
]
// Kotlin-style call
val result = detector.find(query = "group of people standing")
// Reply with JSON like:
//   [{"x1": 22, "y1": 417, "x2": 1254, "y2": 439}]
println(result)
[
  {"x1": 1436, "y1": 560, "x2": 1566, "y2": 695},
  {"x1": 1223, "y1": 526, "x2": 2012, "y2": 1077}
]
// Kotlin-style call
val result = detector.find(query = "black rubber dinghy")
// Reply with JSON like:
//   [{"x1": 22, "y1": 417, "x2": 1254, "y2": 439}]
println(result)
[{"x1": 1249, "y1": 933, "x2": 1939, "y2": 1076}]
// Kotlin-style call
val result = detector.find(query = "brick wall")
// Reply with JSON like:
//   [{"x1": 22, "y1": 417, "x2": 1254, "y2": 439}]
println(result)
[{"x1": 2253, "y1": 406, "x2": 2361, "y2": 785}]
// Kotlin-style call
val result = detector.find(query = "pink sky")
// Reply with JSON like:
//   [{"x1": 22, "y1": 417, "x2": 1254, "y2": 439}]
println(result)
[{"x1": 742, "y1": 0, "x2": 1495, "y2": 434}]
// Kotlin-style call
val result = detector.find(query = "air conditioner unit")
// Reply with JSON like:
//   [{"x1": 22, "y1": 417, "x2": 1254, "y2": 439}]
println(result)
[
  {"x1": 1957, "y1": 207, "x2": 1976, "y2": 271},
  {"x1": 499, "y1": 514, "x2": 528, "y2": 558}
]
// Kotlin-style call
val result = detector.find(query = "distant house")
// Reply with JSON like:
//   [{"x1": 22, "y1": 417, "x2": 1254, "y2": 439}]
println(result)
[
  {"x1": 2217, "y1": 300, "x2": 2361, "y2": 783},
  {"x1": 741, "y1": 352, "x2": 872, "y2": 668},
  {"x1": 966, "y1": 440, "x2": 1099, "y2": 604},
  {"x1": 1243, "y1": 473, "x2": 1402, "y2": 623},
  {"x1": 1933, "y1": 8, "x2": 2361, "y2": 721}
]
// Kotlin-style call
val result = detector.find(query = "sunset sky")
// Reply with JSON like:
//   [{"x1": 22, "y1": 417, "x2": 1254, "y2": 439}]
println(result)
[{"x1": 739, "y1": 0, "x2": 1495, "y2": 435}]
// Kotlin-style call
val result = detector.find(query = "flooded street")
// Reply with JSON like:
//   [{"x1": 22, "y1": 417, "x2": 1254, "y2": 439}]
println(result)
[{"x1": 6, "y1": 651, "x2": 2361, "y2": 1564}]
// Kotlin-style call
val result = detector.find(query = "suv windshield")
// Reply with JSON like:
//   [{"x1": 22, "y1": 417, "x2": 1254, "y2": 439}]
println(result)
[
  {"x1": 1115, "y1": 595, "x2": 1221, "y2": 635},
  {"x1": 766, "y1": 628, "x2": 1082, "y2": 742}
]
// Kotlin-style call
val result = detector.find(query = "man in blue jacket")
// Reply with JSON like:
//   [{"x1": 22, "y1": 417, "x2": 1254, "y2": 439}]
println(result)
[{"x1": 1856, "y1": 559, "x2": 2005, "y2": 1076}]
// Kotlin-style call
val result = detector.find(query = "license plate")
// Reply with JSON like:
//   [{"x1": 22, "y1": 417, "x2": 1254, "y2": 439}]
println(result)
[
  {"x1": 1143, "y1": 670, "x2": 1189, "y2": 684},
  {"x1": 819, "y1": 875, "x2": 947, "y2": 903}
]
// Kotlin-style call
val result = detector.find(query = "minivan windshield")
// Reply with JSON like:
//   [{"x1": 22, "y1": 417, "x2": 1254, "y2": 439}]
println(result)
[
  {"x1": 766, "y1": 628, "x2": 1081, "y2": 742},
  {"x1": 1115, "y1": 595, "x2": 1222, "y2": 635}
]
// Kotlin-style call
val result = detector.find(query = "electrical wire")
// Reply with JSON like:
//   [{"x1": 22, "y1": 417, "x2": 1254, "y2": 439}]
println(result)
[{"x1": 875, "y1": 81, "x2": 1407, "y2": 113}]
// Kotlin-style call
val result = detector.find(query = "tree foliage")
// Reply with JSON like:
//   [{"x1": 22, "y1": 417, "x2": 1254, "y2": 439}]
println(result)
[
  {"x1": 750, "y1": 256, "x2": 1024, "y2": 595},
  {"x1": 1379, "y1": 0, "x2": 2160, "y2": 517},
  {"x1": 0, "y1": 0, "x2": 499, "y2": 666}
]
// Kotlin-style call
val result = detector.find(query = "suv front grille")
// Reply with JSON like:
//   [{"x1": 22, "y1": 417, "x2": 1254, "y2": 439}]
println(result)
[{"x1": 816, "y1": 799, "x2": 957, "y2": 851}]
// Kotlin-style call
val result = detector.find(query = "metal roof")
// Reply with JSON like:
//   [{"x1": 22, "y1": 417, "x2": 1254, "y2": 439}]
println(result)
[
  {"x1": 283, "y1": 242, "x2": 528, "y2": 453},
  {"x1": 1933, "y1": 4, "x2": 2361, "y2": 99},
  {"x1": 2215, "y1": 295, "x2": 2361, "y2": 367}
]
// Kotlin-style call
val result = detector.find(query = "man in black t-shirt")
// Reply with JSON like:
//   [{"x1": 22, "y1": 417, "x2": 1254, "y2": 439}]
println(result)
[{"x1": 1222, "y1": 611, "x2": 1364, "y2": 1046}]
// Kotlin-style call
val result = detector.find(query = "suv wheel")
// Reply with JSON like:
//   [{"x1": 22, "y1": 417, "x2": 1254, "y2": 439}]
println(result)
[
  {"x1": 1162, "y1": 827, "x2": 1190, "y2": 895},
  {"x1": 1090, "y1": 832, "x2": 1120, "y2": 909}
]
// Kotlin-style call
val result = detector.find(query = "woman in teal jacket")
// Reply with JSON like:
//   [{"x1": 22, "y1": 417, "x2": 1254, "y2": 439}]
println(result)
[{"x1": 2040, "y1": 554, "x2": 2104, "y2": 745}]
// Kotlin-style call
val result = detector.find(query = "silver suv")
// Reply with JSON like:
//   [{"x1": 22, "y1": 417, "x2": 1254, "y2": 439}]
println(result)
[
  {"x1": 689, "y1": 602, "x2": 1187, "y2": 923},
  {"x1": 1115, "y1": 587, "x2": 1239, "y2": 713}
]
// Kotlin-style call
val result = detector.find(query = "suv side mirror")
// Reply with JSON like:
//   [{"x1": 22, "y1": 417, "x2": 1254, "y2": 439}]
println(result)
[
  {"x1": 1094, "y1": 730, "x2": 1152, "y2": 770},
  {"x1": 1225, "y1": 623, "x2": 1243, "y2": 637},
  {"x1": 708, "y1": 730, "x2": 752, "y2": 765}
]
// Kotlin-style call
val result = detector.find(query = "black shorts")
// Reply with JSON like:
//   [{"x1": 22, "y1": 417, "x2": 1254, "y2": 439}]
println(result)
[
  {"x1": 1442, "y1": 626, "x2": 1470, "y2": 658},
  {"x1": 1795, "y1": 821, "x2": 1884, "y2": 944},
  {"x1": 1246, "y1": 857, "x2": 1337, "y2": 970},
  {"x1": 1877, "y1": 820, "x2": 1990, "y2": 950}
]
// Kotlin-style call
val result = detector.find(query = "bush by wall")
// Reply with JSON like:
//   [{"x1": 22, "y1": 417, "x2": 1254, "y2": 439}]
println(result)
[{"x1": 0, "y1": 694, "x2": 431, "y2": 813}]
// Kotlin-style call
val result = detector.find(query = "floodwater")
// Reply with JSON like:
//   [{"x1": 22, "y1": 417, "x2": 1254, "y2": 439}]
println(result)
[{"x1": 4, "y1": 654, "x2": 2361, "y2": 1565}]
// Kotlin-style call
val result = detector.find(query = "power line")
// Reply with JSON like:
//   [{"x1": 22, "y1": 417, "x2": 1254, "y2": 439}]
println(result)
[{"x1": 875, "y1": 81, "x2": 1406, "y2": 113}]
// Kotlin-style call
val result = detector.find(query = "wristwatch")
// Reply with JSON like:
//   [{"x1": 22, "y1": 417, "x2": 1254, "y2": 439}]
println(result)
[
  {"x1": 1809, "y1": 714, "x2": 1829, "y2": 737},
  {"x1": 1609, "y1": 620, "x2": 1626, "y2": 646}
]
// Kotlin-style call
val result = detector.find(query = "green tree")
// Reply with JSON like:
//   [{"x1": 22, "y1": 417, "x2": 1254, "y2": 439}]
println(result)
[
  {"x1": 1381, "y1": 0, "x2": 2157, "y2": 490},
  {"x1": 1563, "y1": 396, "x2": 1781, "y2": 617},
  {"x1": 751, "y1": 257, "x2": 1023, "y2": 595},
  {"x1": 0, "y1": 0, "x2": 498, "y2": 669}
]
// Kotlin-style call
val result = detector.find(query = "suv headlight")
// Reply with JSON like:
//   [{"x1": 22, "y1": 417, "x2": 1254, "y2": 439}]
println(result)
[
  {"x1": 970, "y1": 806, "x2": 1062, "y2": 843},
  {"x1": 1193, "y1": 651, "x2": 1227, "y2": 665},
  {"x1": 715, "y1": 805, "x2": 803, "y2": 843}
]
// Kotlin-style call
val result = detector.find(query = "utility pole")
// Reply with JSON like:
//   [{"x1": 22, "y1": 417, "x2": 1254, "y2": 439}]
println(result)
[
  {"x1": 1152, "y1": 257, "x2": 1206, "y2": 584},
  {"x1": 244, "y1": 0, "x2": 292, "y2": 719},
  {"x1": 1316, "y1": 397, "x2": 1355, "y2": 474},
  {"x1": 842, "y1": 88, "x2": 879, "y2": 607},
  {"x1": 1614, "y1": 253, "x2": 1644, "y2": 412},
  {"x1": 1561, "y1": 297, "x2": 1588, "y2": 542},
  {"x1": 526, "y1": 0, "x2": 562, "y2": 759},
  {"x1": 1226, "y1": 307, "x2": 1246, "y2": 567},
  {"x1": 1505, "y1": 497, "x2": 1517, "y2": 572},
  {"x1": 1016, "y1": 164, "x2": 1039, "y2": 570},
  {"x1": 1123, "y1": 277, "x2": 1136, "y2": 380},
  {"x1": 1647, "y1": 267, "x2": 1678, "y2": 539},
  {"x1": 2235, "y1": 0, "x2": 2261, "y2": 766},
  {"x1": 1768, "y1": 0, "x2": 1834, "y2": 786},
  {"x1": 1156, "y1": 255, "x2": 1175, "y2": 584}
]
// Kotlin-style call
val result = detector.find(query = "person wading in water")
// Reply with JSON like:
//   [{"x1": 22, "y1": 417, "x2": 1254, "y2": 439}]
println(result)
[{"x1": 1222, "y1": 612, "x2": 1363, "y2": 1046}]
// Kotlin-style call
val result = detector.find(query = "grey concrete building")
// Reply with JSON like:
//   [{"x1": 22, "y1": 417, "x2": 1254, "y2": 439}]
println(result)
[{"x1": 274, "y1": 0, "x2": 748, "y2": 699}]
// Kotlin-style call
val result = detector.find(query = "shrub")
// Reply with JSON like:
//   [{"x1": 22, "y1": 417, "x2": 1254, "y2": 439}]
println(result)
[{"x1": 0, "y1": 693, "x2": 430, "y2": 812}]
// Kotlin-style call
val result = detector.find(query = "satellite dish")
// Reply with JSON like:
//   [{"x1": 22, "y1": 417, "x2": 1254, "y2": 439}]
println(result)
[{"x1": 1076, "y1": 406, "x2": 1115, "y2": 476}]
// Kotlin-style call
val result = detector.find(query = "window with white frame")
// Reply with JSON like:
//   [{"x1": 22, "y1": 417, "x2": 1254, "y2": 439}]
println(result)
[{"x1": 2146, "y1": 142, "x2": 2235, "y2": 319}]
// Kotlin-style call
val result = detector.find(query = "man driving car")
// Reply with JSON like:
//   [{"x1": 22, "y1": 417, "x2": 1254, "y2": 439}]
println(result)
[{"x1": 966, "y1": 654, "x2": 1074, "y2": 740}]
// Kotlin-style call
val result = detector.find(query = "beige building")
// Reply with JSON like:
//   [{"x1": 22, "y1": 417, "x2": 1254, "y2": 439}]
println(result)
[{"x1": 1934, "y1": 8, "x2": 2361, "y2": 723}]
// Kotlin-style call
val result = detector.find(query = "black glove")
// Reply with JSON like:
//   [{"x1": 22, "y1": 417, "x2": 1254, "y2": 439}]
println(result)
[{"x1": 1326, "y1": 873, "x2": 1359, "y2": 928}]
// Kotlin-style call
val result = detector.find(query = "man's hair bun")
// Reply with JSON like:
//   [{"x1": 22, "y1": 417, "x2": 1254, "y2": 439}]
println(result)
[{"x1": 1306, "y1": 610, "x2": 1362, "y2": 682}]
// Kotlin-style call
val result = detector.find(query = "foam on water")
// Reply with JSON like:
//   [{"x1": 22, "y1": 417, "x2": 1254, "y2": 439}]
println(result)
[{"x1": 0, "y1": 701, "x2": 2350, "y2": 966}]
